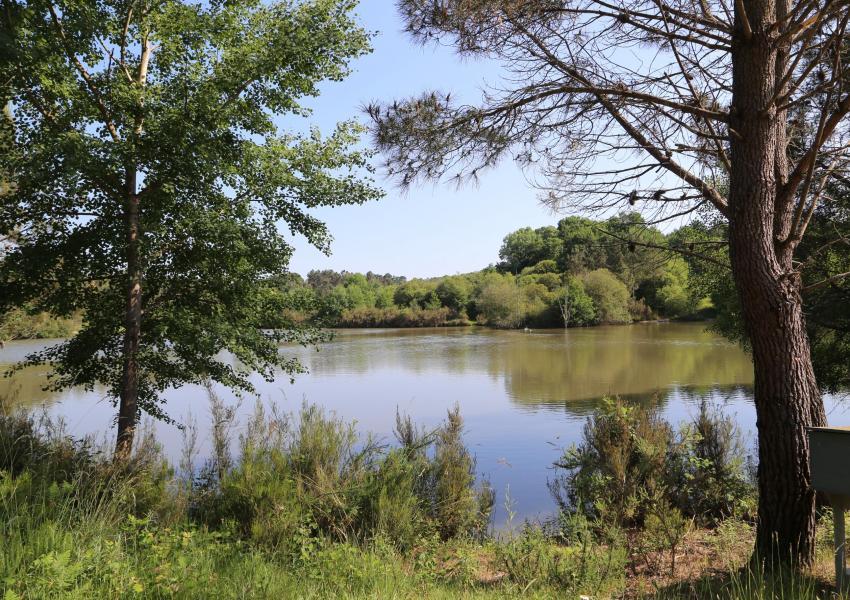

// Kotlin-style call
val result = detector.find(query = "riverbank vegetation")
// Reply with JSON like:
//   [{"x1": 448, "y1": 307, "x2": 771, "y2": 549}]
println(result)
[
  {"x1": 0, "y1": 306, "x2": 81, "y2": 342},
  {"x1": 1, "y1": 393, "x2": 845, "y2": 599},
  {"x1": 0, "y1": 212, "x2": 713, "y2": 342},
  {"x1": 274, "y1": 213, "x2": 715, "y2": 330}
]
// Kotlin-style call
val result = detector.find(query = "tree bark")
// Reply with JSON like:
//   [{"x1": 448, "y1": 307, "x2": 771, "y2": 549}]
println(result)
[
  {"x1": 115, "y1": 166, "x2": 142, "y2": 459},
  {"x1": 728, "y1": 0, "x2": 827, "y2": 566}
]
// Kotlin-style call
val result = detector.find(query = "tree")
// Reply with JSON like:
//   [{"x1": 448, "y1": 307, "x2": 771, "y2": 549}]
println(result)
[
  {"x1": 475, "y1": 273, "x2": 522, "y2": 327},
  {"x1": 638, "y1": 255, "x2": 698, "y2": 317},
  {"x1": 307, "y1": 270, "x2": 349, "y2": 293},
  {"x1": 394, "y1": 279, "x2": 434, "y2": 308},
  {"x1": 498, "y1": 225, "x2": 560, "y2": 272},
  {"x1": 557, "y1": 276, "x2": 596, "y2": 327},
  {"x1": 557, "y1": 216, "x2": 606, "y2": 274},
  {"x1": 0, "y1": 0, "x2": 381, "y2": 457},
  {"x1": 602, "y1": 213, "x2": 667, "y2": 294},
  {"x1": 582, "y1": 269, "x2": 631, "y2": 324},
  {"x1": 370, "y1": 0, "x2": 850, "y2": 564},
  {"x1": 521, "y1": 258, "x2": 558, "y2": 274},
  {"x1": 690, "y1": 183, "x2": 850, "y2": 391},
  {"x1": 435, "y1": 276, "x2": 472, "y2": 314}
]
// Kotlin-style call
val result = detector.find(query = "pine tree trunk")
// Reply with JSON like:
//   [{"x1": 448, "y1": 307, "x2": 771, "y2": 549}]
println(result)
[
  {"x1": 729, "y1": 220, "x2": 826, "y2": 564},
  {"x1": 115, "y1": 167, "x2": 142, "y2": 458},
  {"x1": 729, "y1": 0, "x2": 827, "y2": 565}
]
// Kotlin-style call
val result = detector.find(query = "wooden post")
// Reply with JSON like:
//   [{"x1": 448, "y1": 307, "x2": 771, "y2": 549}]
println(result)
[{"x1": 835, "y1": 503, "x2": 846, "y2": 592}]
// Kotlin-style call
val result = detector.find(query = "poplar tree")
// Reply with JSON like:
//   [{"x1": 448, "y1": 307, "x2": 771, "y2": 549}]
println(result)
[{"x1": 0, "y1": 0, "x2": 381, "y2": 456}]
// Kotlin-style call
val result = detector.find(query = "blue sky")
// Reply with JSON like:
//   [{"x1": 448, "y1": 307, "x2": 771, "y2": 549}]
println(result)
[{"x1": 285, "y1": 1, "x2": 560, "y2": 279}]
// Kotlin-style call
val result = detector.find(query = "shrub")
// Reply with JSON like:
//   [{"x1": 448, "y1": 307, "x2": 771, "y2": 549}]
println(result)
[
  {"x1": 475, "y1": 277, "x2": 523, "y2": 328},
  {"x1": 429, "y1": 406, "x2": 494, "y2": 540},
  {"x1": 666, "y1": 400, "x2": 755, "y2": 523},
  {"x1": 435, "y1": 278, "x2": 472, "y2": 314},
  {"x1": 628, "y1": 297, "x2": 656, "y2": 321},
  {"x1": 557, "y1": 277, "x2": 597, "y2": 327},
  {"x1": 582, "y1": 269, "x2": 631, "y2": 324},
  {"x1": 335, "y1": 306, "x2": 454, "y2": 328},
  {"x1": 190, "y1": 397, "x2": 493, "y2": 555},
  {"x1": 550, "y1": 397, "x2": 672, "y2": 527},
  {"x1": 551, "y1": 397, "x2": 755, "y2": 531}
]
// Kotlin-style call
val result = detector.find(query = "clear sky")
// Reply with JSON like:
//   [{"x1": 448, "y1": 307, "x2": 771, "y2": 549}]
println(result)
[{"x1": 285, "y1": 1, "x2": 561, "y2": 279}]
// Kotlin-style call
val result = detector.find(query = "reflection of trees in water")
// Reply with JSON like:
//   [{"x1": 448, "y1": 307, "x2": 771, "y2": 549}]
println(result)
[
  {"x1": 300, "y1": 329, "x2": 493, "y2": 376},
  {"x1": 673, "y1": 384, "x2": 754, "y2": 406},
  {"x1": 297, "y1": 326, "x2": 754, "y2": 399},
  {"x1": 539, "y1": 385, "x2": 756, "y2": 421},
  {"x1": 4, "y1": 325, "x2": 754, "y2": 418},
  {"x1": 1, "y1": 366, "x2": 62, "y2": 408},
  {"x1": 489, "y1": 326, "x2": 753, "y2": 406},
  {"x1": 1, "y1": 364, "x2": 116, "y2": 411}
]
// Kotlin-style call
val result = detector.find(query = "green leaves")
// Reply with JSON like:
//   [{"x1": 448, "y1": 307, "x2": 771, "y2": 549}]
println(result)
[{"x1": 1, "y1": 0, "x2": 382, "y2": 422}]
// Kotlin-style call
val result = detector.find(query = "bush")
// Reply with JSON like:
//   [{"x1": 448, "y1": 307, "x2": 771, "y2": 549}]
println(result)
[
  {"x1": 435, "y1": 278, "x2": 472, "y2": 314},
  {"x1": 628, "y1": 297, "x2": 656, "y2": 321},
  {"x1": 190, "y1": 398, "x2": 493, "y2": 555},
  {"x1": 475, "y1": 277, "x2": 523, "y2": 328},
  {"x1": 336, "y1": 306, "x2": 455, "y2": 327},
  {"x1": 551, "y1": 397, "x2": 755, "y2": 530},
  {"x1": 581, "y1": 269, "x2": 631, "y2": 324},
  {"x1": 429, "y1": 406, "x2": 494, "y2": 540},
  {"x1": 666, "y1": 400, "x2": 755, "y2": 523},
  {"x1": 550, "y1": 397, "x2": 672, "y2": 527},
  {"x1": 557, "y1": 277, "x2": 597, "y2": 327}
]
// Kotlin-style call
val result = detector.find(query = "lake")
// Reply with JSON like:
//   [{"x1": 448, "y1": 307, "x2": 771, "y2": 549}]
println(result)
[{"x1": 2, "y1": 322, "x2": 848, "y2": 526}]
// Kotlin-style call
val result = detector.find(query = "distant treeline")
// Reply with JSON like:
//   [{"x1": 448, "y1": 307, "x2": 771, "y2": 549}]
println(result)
[
  {"x1": 0, "y1": 306, "x2": 80, "y2": 341},
  {"x1": 275, "y1": 212, "x2": 715, "y2": 329},
  {"x1": 0, "y1": 213, "x2": 717, "y2": 340}
]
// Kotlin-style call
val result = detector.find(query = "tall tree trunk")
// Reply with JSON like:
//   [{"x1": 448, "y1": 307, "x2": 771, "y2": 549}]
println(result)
[
  {"x1": 729, "y1": 0, "x2": 827, "y2": 566},
  {"x1": 115, "y1": 167, "x2": 142, "y2": 458}
]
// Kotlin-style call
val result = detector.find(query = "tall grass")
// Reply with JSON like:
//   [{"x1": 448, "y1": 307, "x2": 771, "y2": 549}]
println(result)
[
  {"x1": 0, "y1": 391, "x2": 845, "y2": 599},
  {"x1": 190, "y1": 395, "x2": 494, "y2": 553},
  {"x1": 0, "y1": 391, "x2": 501, "y2": 598}
]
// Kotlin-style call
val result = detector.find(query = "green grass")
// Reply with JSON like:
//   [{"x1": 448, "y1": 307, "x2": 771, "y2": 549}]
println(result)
[{"x1": 0, "y1": 397, "x2": 846, "y2": 599}]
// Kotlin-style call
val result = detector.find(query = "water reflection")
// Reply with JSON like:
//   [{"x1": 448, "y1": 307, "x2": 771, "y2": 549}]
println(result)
[
  {"x1": 294, "y1": 324, "x2": 754, "y2": 405},
  {"x1": 2, "y1": 324, "x2": 846, "y2": 526}
]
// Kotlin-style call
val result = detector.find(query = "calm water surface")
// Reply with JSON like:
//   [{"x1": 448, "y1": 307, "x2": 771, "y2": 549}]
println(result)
[{"x1": 2, "y1": 323, "x2": 848, "y2": 526}]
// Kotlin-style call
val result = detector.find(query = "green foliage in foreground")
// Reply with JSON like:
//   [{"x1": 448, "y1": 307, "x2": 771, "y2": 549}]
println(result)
[
  {"x1": 0, "y1": 397, "x2": 844, "y2": 599},
  {"x1": 0, "y1": 398, "x2": 626, "y2": 599},
  {"x1": 551, "y1": 398, "x2": 755, "y2": 529}
]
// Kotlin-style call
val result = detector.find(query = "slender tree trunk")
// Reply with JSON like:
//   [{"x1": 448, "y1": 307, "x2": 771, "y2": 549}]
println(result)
[
  {"x1": 115, "y1": 35, "x2": 151, "y2": 459},
  {"x1": 729, "y1": 0, "x2": 827, "y2": 566},
  {"x1": 115, "y1": 167, "x2": 142, "y2": 458}
]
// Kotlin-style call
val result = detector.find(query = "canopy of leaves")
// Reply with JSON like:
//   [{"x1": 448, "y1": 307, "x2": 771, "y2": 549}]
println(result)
[
  {"x1": 0, "y1": 0, "x2": 381, "y2": 420},
  {"x1": 498, "y1": 225, "x2": 561, "y2": 273},
  {"x1": 582, "y1": 269, "x2": 631, "y2": 324}
]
